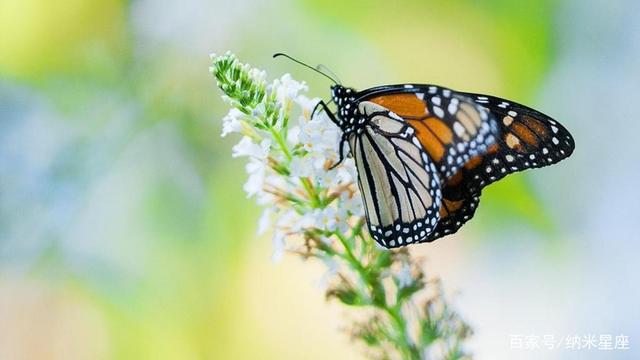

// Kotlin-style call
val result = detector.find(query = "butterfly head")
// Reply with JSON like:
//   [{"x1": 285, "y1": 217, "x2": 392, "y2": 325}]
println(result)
[
  {"x1": 331, "y1": 84, "x2": 354, "y2": 100},
  {"x1": 331, "y1": 85, "x2": 357, "y2": 105}
]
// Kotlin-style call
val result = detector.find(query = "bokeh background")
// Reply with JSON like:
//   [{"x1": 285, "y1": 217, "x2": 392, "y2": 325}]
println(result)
[{"x1": 1, "y1": 0, "x2": 638, "y2": 359}]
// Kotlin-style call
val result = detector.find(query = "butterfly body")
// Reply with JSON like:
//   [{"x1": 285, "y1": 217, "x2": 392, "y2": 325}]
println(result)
[{"x1": 320, "y1": 83, "x2": 574, "y2": 249}]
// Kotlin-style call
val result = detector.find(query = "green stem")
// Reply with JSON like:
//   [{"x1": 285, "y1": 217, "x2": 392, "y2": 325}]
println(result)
[
  {"x1": 268, "y1": 126, "x2": 292, "y2": 161},
  {"x1": 335, "y1": 232, "x2": 362, "y2": 272},
  {"x1": 335, "y1": 230, "x2": 418, "y2": 358},
  {"x1": 300, "y1": 178, "x2": 321, "y2": 208},
  {"x1": 385, "y1": 305, "x2": 420, "y2": 359}
]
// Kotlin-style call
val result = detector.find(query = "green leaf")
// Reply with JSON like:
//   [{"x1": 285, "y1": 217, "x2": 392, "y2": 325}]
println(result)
[{"x1": 327, "y1": 286, "x2": 365, "y2": 306}]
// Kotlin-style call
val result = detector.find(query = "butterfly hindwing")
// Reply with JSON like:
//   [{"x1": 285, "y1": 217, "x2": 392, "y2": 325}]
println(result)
[
  {"x1": 424, "y1": 170, "x2": 482, "y2": 241},
  {"x1": 429, "y1": 194, "x2": 480, "y2": 241}
]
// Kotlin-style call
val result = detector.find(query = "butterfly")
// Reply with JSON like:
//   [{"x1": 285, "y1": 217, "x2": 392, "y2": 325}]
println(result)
[{"x1": 274, "y1": 54, "x2": 575, "y2": 248}]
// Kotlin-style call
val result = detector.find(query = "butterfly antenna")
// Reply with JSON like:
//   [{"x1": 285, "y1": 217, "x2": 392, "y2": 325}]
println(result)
[
  {"x1": 316, "y1": 64, "x2": 341, "y2": 85},
  {"x1": 273, "y1": 53, "x2": 339, "y2": 84}
]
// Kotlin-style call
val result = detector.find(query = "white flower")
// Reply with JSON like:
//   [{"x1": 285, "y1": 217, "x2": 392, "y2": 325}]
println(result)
[
  {"x1": 232, "y1": 137, "x2": 271, "y2": 159},
  {"x1": 315, "y1": 256, "x2": 339, "y2": 288},
  {"x1": 234, "y1": 137, "x2": 273, "y2": 199},
  {"x1": 317, "y1": 207, "x2": 338, "y2": 232},
  {"x1": 315, "y1": 168, "x2": 337, "y2": 188},
  {"x1": 298, "y1": 113, "x2": 339, "y2": 155},
  {"x1": 248, "y1": 68, "x2": 266, "y2": 84},
  {"x1": 338, "y1": 158, "x2": 358, "y2": 184},
  {"x1": 221, "y1": 108, "x2": 244, "y2": 137},
  {"x1": 292, "y1": 210, "x2": 319, "y2": 232},
  {"x1": 252, "y1": 103, "x2": 266, "y2": 118},
  {"x1": 275, "y1": 208, "x2": 297, "y2": 227},
  {"x1": 286, "y1": 125, "x2": 300, "y2": 145},
  {"x1": 426, "y1": 339, "x2": 447, "y2": 360},
  {"x1": 244, "y1": 158, "x2": 266, "y2": 198},
  {"x1": 271, "y1": 230, "x2": 286, "y2": 263},
  {"x1": 254, "y1": 187, "x2": 275, "y2": 206},
  {"x1": 295, "y1": 95, "x2": 320, "y2": 116},
  {"x1": 257, "y1": 208, "x2": 273, "y2": 235},
  {"x1": 334, "y1": 208, "x2": 350, "y2": 233},
  {"x1": 289, "y1": 156, "x2": 314, "y2": 178},
  {"x1": 341, "y1": 191, "x2": 365, "y2": 218},
  {"x1": 271, "y1": 74, "x2": 307, "y2": 105},
  {"x1": 318, "y1": 206, "x2": 350, "y2": 233},
  {"x1": 220, "y1": 60, "x2": 363, "y2": 262},
  {"x1": 396, "y1": 263, "x2": 413, "y2": 289},
  {"x1": 286, "y1": 96, "x2": 319, "y2": 146}
]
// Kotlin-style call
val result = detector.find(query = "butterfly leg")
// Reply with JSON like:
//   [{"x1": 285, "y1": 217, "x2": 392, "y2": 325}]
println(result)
[
  {"x1": 311, "y1": 98, "x2": 335, "y2": 118},
  {"x1": 311, "y1": 101, "x2": 323, "y2": 119},
  {"x1": 329, "y1": 135, "x2": 348, "y2": 170},
  {"x1": 311, "y1": 100, "x2": 348, "y2": 168},
  {"x1": 313, "y1": 100, "x2": 341, "y2": 129}
]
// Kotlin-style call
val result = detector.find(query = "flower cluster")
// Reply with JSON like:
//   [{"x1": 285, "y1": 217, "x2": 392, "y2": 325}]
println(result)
[{"x1": 211, "y1": 51, "x2": 472, "y2": 359}]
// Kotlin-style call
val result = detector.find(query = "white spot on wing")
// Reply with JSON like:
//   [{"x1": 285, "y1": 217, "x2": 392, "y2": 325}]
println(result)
[
  {"x1": 433, "y1": 106, "x2": 444, "y2": 118},
  {"x1": 448, "y1": 101, "x2": 458, "y2": 115},
  {"x1": 453, "y1": 122, "x2": 465, "y2": 137}
]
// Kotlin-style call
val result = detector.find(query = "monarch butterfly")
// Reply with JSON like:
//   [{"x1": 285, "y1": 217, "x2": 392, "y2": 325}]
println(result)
[{"x1": 274, "y1": 54, "x2": 575, "y2": 248}]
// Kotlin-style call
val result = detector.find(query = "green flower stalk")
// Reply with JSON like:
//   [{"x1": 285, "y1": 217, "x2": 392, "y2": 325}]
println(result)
[{"x1": 210, "y1": 51, "x2": 473, "y2": 359}]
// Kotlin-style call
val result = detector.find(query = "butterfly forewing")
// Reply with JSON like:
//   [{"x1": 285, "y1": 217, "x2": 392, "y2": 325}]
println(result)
[
  {"x1": 418, "y1": 90, "x2": 575, "y2": 239},
  {"x1": 363, "y1": 86, "x2": 498, "y2": 180},
  {"x1": 350, "y1": 101, "x2": 442, "y2": 248},
  {"x1": 451, "y1": 92, "x2": 576, "y2": 194}
]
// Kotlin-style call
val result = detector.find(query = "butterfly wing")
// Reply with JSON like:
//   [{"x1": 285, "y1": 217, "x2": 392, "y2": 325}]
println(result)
[
  {"x1": 450, "y1": 91, "x2": 576, "y2": 194},
  {"x1": 349, "y1": 85, "x2": 575, "y2": 246},
  {"x1": 350, "y1": 101, "x2": 442, "y2": 248},
  {"x1": 362, "y1": 85, "x2": 498, "y2": 179},
  {"x1": 357, "y1": 85, "x2": 499, "y2": 241},
  {"x1": 422, "y1": 91, "x2": 576, "y2": 239},
  {"x1": 423, "y1": 172, "x2": 481, "y2": 241}
]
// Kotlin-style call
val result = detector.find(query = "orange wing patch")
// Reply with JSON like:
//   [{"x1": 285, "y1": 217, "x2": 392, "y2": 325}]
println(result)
[
  {"x1": 446, "y1": 170, "x2": 464, "y2": 187},
  {"x1": 464, "y1": 154, "x2": 483, "y2": 170},
  {"x1": 406, "y1": 118, "x2": 453, "y2": 162},
  {"x1": 521, "y1": 115, "x2": 549, "y2": 138},
  {"x1": 439, "y1": 198, "x2": 463, "y2": 218},
  {"x1": 486, "y1": 143, "x2": 499, "y2": 154},
  {"x1": 368, "y1": 93, "x2": 428, "y2": 118},
  {"x1": 511, "y1": 122, "x2": 538, "y2": 146}
]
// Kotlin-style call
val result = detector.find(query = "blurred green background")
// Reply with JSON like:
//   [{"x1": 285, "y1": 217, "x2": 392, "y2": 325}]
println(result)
[{"x1": 1, "y1": 0, "x2": 638, "y2": 359}]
